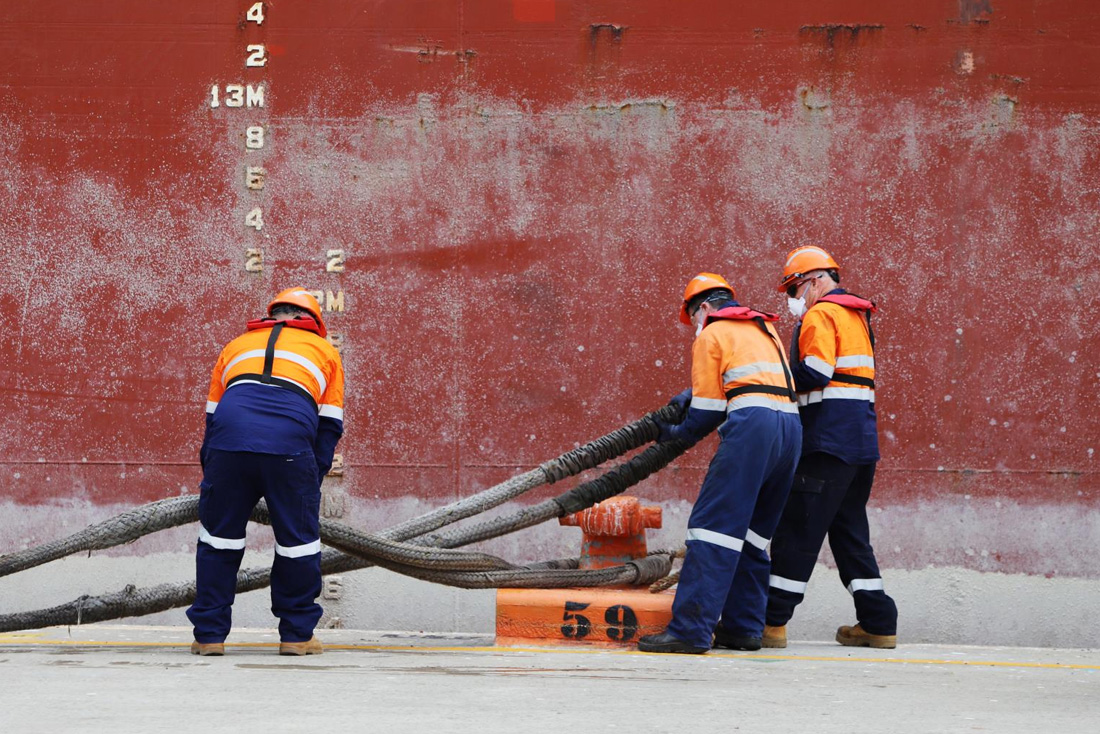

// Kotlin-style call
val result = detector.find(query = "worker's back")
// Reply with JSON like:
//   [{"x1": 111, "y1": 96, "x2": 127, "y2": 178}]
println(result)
[{"x1": 204, "y1": 322, "x2": 344, "y2": 456}]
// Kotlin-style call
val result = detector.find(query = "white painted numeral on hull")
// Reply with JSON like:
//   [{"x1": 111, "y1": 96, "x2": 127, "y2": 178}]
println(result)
[
  {"x1": 245, "y1": 166, "x2": 265, "y2": 190},
  {"x1": 326, "y1": 249, "x2": 346, "y2": 272},
  {"x1": 246, "y1": 44, "x2": 267, "y2": 68},
  {"x1": 245, "y1": 207, "x2": 264, "y2": 230},
  {"x1": 246, "y1": 3, "x2": 265, "y2": 25},
  {"x1": 245, "y1": 248, "x2": 264, "y2": 273},
  {"x1": 245, "y1": 125, "x2": 265, "y2": 149},
  {"x1": 226, "y1": 84, "x2": 245, "y2": 107}
]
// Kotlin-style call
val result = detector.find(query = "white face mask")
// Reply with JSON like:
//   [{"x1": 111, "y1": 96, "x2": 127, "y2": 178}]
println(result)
[
  {"x1": 788, "y1": 274, "x2": 821, "y2": 318},
  {"x1": 693, "y1": 305, "x2": 709, "y2": 337}
]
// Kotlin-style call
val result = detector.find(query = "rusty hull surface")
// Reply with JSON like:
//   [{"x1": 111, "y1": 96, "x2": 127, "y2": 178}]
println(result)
[{"x1": 0, "y1": 1, "x2": 1098, "y2": 579}]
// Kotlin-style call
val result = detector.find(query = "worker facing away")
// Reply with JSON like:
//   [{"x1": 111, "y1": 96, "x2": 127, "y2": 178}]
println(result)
[
  {"x1": 186, "y1": 288, "x2": 345, "y2": 656},
  {"x1": 638, "y1": 274, "x2": 802, "y2": 654},
  {"x1": 764, "y1": 246, "x2": 898, "y2": 649}
]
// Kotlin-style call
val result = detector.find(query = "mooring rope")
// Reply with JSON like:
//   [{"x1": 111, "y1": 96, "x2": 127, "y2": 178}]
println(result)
[
  {"x1": 379, "y1": 402, "x2": 682, "y2": 541},
  {"x1": 367, "y1": 553, "x2": 675, "y2": 590},
  {"x1": 0, "y1": 497, "x2": 201, "y2": 579},
  {"x1": 0, "y1": 404, "x2": 690, "y2": 632},
  {"x1": 646, "y1": 546, "x2": 685, "y2": 593},
  {"x1": 0, "y1": 552, "x2": 677, "y2": 632},
  {"x1": 0, "y1": 403, "x2": 683, "y2": 580},
  {"x1": 416, "y1": 438, "x2": 690, "y2": 549}
]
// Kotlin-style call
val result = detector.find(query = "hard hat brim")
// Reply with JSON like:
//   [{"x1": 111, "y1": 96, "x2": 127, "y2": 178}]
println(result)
[{"x1": 678, "y1": 302, "x2": 692, "y2": 325}]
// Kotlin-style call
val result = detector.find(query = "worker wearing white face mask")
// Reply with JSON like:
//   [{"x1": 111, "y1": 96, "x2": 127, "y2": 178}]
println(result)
[{"x1": 764, "y1": 246, "x2": 898, "y2": 650}]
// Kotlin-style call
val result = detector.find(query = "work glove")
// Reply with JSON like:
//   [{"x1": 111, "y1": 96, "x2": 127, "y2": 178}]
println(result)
[
  {"x1": 667, "y1": 388, "x2": 692, "y2": 424},
  {"x1": 654, "y1": 419, "x2": 680, "y2": 444}
]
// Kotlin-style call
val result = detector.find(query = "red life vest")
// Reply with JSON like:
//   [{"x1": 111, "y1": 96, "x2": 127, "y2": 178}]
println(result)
[
  {"x1": 245, "y1": 316, "x2": 323, "y2": 336},
  {"x1": 816, "y1": 293, "x2": 877, "y2": 314},
  {"x1": 703, "y1": 305, "x2": 780, "y2": 325}
]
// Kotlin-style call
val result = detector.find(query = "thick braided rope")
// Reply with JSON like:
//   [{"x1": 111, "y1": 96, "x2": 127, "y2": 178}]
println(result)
[
  {"x1": 0, "y1": 497, "x2": 201, "y2": 578},
  {"x1": 419, "y1": 438, "x2": 691, "y2": 550},
  {"x1": 0, "y1": 404, "x2": 683, "y2": 579},
  {"x1": 0, "y1": 406, "x2": 691, "y2": 631},
  {"x1": 366, "y1": 553, "x2": 674, "y2": 589}
]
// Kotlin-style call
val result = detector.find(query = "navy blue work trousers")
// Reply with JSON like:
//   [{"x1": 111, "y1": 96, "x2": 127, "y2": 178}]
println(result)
[
  {"x1": 666, "y1": 409, "x2": 802, "y2": 648},
  {"x1": 766, "y1": 451, "x2": 897, "y2": 635},
  {"x1": 186, "y1": 448, "x2": 323, "y2": 643}
]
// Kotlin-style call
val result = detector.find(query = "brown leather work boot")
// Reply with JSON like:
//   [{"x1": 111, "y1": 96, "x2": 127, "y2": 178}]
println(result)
[
  {"x1": 190, "y1": 641, "x2": 225, "y2": 656},
  {"x1": 762, "y1": 625, "x2": 787, "y2": 649},
  {"x1": 836, "y1": 624, "x2": 896, "y2": 649},
  {"x1": 279, "y1": 636, "x2": 323, "y2": 656}
]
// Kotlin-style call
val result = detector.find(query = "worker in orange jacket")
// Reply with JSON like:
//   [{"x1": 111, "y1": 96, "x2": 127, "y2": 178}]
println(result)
[
  {"x1": 638, "y1": 274, "x2": 802, "y2": 654},
  {"x1": 764, "y1": 247, "x2": 898, "y2": 649},
  {"x1": 186, "y1": 288, "x2": 344, "y2": 656}
]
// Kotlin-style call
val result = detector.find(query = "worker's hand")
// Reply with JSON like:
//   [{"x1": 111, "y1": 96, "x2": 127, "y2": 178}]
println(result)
[
  {"x1": 667, "y1": 388, "x2": 692, "y2": 423},
  {"x1": 654, "y1": 419, "x2": 679, "y2": 443}
]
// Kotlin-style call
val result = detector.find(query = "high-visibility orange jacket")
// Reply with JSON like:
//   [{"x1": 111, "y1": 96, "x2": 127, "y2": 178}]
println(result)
[
  {"x1": 202, "y1": 318, "x2": 344, "y2": 476},
  {"x1": 667, "y1": 302, "x2": 799, "y2": 445},
  {"x1": 790, "y1": 290, "x2": 878, "y2": 463}
]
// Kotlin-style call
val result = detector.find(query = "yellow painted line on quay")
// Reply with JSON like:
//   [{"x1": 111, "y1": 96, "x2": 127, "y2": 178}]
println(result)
[{"x1": 0, "y1": 636, "x2": 1097, "y2": 671}]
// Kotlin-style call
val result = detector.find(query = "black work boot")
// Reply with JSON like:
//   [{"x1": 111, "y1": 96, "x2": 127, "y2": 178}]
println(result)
[
  {"x1": 637, "y1": 630, "x2": 708, "y2": 654},
  {"x1": 712, "y1": 627, "x2": 762, "y2": 651}
]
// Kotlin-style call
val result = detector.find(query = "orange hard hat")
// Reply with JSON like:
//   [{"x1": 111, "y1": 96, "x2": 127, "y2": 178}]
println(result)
[
  {"x1": 679, "y1": 272, "x2": 735, "y2": 325},
  {"x1": 267, "y1": 287, "x2": 327, "y2": 337},
  {"x1": 778, "y1": 246, "x2": 840, "y2": 292}
]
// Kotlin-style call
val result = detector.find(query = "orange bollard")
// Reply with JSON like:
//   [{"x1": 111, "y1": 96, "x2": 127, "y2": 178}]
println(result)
[
  {"x1": 495, "y1": 587, "x2": 674, "y2": 647},
  {"x1": 558, "y1": 496, "x2": 663, "y2": 570},
  {"x1": 496, "y1": 496, "x2": 674, "y2": 647}
]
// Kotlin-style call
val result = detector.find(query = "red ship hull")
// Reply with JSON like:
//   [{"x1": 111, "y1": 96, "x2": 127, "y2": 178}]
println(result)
[{"x1": 1, "y1": 0, "x2": 1097, "y2": 579}]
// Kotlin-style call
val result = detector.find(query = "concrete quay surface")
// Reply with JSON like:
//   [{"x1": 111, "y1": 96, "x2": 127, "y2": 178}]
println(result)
[{"x1": 0, "y1": 625, "x2": 1097, "y2": 733}]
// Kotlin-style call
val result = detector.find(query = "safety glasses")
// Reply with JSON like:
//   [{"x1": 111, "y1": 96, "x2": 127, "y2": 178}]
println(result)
[{"x1": 785, "y1": 273, "x2": 823, "y2": 298}]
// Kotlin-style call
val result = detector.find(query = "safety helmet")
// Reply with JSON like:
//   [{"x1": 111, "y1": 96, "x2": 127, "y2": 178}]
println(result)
[
  {"x1": 267, "y1": 287, "x2": 327, "y2": 337},
  {"x1": 679, "y1": 272, "x2": 736, "y2": 325},
  {"x1": 777, "y1": 246, "x2": 840, "y2": 292}
]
